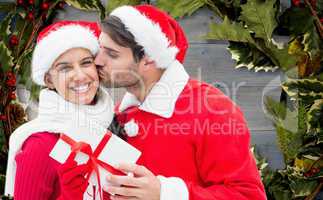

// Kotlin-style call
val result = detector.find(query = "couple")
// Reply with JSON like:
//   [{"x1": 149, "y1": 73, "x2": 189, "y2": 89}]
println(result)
[{"x1": 5, "y1": 5, "x2": 266, "y2": 200}]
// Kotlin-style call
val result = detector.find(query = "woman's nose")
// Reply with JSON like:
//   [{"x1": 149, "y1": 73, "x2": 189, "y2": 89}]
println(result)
[{"x1": 72, "y1": 66, "x2": 88, "y2": 82}]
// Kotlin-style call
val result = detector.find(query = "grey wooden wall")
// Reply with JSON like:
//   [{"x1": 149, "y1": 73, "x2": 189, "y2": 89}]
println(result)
[{"x1": 54, "y1": 5, "x2": 285, "y2": 169}]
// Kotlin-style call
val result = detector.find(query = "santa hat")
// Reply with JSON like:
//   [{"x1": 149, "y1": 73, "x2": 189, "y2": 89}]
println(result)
[
  {"x1": 32, "y1": 21, "x2": 100, "y2": 86},
  {"x1": 110, "y1": 5, "x2": 188, "y2": 68}
]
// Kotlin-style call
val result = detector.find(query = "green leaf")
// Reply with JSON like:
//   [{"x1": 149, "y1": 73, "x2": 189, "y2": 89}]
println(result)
[
  {"x1": 205, "y1": 16, "x2": 252, "y2": 42},
  {"x1": 0, "y1": 41, "x2": 14, "y2": 72},
  {"x1": 264, "y1": 41, "x2": 297, "y2": 71},
  {"x1": 265, "y1": 96, "x2": 287, "y2": 122},
  {"x1": 282, "y1": 78, "x2": 323, "y2": 102},
  {"x1": 265, "y1": 98, "x2": 304, "y2": 162},
  {"x1": 157, "y1": 0, "x2": 207, "y2": 18},
  {"x1": 65, "y1": 0, "x2": 106, "y2": 18},
  {"x1": 289, "y1": 178, "x2": 318, "y2": 198},
  {"x1": 227, "y1": 42, "x2": 278, "y2": 72},
  {"x1": 106, "y1": 0, "x2": 141, "y2": 14},
  {"x1": 239, "y1": 0, "x2": 278, "y2": 41},
  {"x1": 279, "y1": 7, "x2": 315, "y2": 36},
  {"x1": 307, "y1": 99, "x2": 323, "y2": 134},
  {"x1": 0, "y1": 2, "x2": 15, "y2": 13},
  {"x1": 302, "y1": 27, "x2": 321, "y2": 59},
  {"x1": 0, "y1": 12, "x2": 14, "y2": 40}
]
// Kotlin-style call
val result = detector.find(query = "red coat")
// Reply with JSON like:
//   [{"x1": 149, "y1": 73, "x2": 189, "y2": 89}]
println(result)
[{"x1": 116, "y1": 77, "x2": 266, "y2": 200}]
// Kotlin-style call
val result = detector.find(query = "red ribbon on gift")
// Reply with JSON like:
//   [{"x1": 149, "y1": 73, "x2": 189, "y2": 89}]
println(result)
[{"x1": 60, "y1": 131, "x2": 125, "y2": 200}]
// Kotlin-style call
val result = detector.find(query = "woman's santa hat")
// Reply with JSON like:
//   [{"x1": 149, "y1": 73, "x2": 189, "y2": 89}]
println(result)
[
  {"x1": 32, "y1": 21, "x2": 100, "y2": 86},
  {"x1": 110, "y1": 5, "x2": 188, "y2": 68}
]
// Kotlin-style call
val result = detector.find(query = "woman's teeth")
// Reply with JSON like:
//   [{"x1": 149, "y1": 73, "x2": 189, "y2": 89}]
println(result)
[{"x1": 71, "y1": 83, "x2": 90, "y2": 93}]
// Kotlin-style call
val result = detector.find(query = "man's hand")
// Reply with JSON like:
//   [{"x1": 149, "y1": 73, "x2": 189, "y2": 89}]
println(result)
[{"x1": 103, "y1": 163, "x2": 160, "y2": 200}]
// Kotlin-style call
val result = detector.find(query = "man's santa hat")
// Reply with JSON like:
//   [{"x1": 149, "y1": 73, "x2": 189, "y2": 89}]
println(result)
[
  {"x1": 110, "y1": 5, "x2": 188, "y2": 68},
  {"x1": 32, "y1": 21, "x2": 100, "y2": 86}
]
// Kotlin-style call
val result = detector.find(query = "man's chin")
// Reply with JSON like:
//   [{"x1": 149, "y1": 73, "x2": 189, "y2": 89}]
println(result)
[{"x1": 100, "y1": 80, "x2": 124, "y2": 88}]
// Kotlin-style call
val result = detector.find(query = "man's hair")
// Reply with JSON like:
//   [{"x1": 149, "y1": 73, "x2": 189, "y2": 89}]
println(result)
[{"x1": 100, "y1": 16, "x2": 145, "y2": 62}]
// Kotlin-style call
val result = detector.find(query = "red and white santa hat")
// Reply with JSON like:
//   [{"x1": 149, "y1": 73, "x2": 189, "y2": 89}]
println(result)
[
  {"x1": 110, "y1": 5, "x2": 188, "y2": 68},
  {"x1": 32, "y1": 20, "x2": 100, "y2": 86}
]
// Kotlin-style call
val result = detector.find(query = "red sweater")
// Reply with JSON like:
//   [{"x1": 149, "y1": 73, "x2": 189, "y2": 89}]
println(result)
[
  {"x1": 13, "y1": 132, "x2": 110, "y2": 200},
  {"x1": 14, "y1": 132, "x2": 61, "y2": 200},
  {"x1": 116, "y1": 79, "x2": 266, "y2": 200}
]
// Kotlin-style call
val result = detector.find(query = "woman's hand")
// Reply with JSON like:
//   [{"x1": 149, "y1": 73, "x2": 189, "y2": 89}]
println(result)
[
  {"x1": 57, "y1": 153, "x2": 90, "y2": 200},
  {"x1": 103, "y1": 163, "x2": 161, "y2": 200}
]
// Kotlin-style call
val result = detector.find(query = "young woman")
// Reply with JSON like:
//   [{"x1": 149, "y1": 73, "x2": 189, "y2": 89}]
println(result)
[{"x1": 5, "y1": 21, "x2": 119, "y2": 200}]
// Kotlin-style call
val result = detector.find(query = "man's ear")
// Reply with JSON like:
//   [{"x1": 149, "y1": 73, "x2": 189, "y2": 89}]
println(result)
[{"x1": 44, "y1": 72, "x2": 55, "y2": 89}]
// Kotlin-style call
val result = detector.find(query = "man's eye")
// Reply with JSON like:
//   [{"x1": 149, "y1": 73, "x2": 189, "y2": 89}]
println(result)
[{"x1": 106, "y1": 51, "x2": 118, "y2": 58}]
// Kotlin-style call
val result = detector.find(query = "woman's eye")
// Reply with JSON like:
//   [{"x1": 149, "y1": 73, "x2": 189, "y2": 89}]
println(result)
[
  {"x1": 81, "y1": 60, "x2": 94, "y2": 66},
  {"x1": 58, "y1": 65, "x2": 72, "y2": 73}
]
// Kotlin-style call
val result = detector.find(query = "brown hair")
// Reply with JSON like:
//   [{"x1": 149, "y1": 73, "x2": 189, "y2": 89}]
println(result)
[{"x1": 100, "y1": 16, "x2": 144, "y2": 62}]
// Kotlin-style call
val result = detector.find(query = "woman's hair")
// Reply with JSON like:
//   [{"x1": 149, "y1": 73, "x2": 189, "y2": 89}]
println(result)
[{"x1": 100, "y1": 16, "x2": 145, "y2": 62}]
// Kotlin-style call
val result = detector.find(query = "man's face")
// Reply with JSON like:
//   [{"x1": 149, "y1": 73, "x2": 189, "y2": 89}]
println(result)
[{"x1": 95, "y1": 32, "x2": 140, "y2": 88}]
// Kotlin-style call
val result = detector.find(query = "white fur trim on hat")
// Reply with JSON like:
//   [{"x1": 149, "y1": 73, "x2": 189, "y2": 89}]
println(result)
[
  {"x1": 110, "y1": 6, "x2": 179, "y2": 69},
  {"x1": 32, "y1": 25, "x2": 99, "y2": 86}
]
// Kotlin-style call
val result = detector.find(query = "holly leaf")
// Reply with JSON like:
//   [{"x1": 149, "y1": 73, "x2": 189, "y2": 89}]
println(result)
[
  {"x1": 282, "y1": 78, "x2": 323, "y2": 102},
  {"x1": 65, "y1": 0, "x2": 106, "y2": 19},
  {"x1": 302, "y1": 28, "x2": 321, "y2": 59},
  {"x1": 0, "y1": 2, "x2": 15, "y2": 13},
  {"x1": 157, "y1": 0, "x2": 207, "y2": 18},
  {"x1": 228, "y1": 42, "x2": 278, "y2": 72},
  {"x1": 239, "y1": 0, "x2": 278, "y2": 41},
  {"x1": 0, "y1": 41, "x2": 14, "y2": 72},
  {"x1": 289, "y1": 178, "x2": 318, "y2": 198},
  {"x1": 265, "y1": 41, "x2": 297, "y2": 71},
  {"x1": 265, "y1": 96, "x2": 287, "y2": 122},
  {"x1": 106, "y1": 0, "x2": 141, "y2": 14},
  {"x1": 205, "y1": 16, "x2": 253, "y2": 42},
  {"x1": 0, "y1": 12, "x2": 14, "y2": 40},
  {"x1": 307, "y1": 99, "x2": 323, "y2": 134},
  {"x1": 279, "y1": 7, "x2": 314, "y2": 36}
]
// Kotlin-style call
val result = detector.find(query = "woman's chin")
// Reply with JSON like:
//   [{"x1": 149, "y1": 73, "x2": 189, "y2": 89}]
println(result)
[{"x1": 66, "y1": 93, "x2": 96, "y2": 105}]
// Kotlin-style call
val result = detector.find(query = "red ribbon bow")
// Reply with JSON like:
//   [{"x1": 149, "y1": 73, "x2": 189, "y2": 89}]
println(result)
[{"x1": 60, "y1": 131, "x2": 125, "y2": 200}]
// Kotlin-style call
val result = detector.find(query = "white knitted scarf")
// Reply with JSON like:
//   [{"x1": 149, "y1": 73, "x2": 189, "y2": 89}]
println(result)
[{"x1": 4, "y1": 87, "x2": 114, "y2": 200}]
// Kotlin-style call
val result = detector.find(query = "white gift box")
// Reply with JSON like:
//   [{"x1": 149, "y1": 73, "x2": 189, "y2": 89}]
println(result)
[{"x1": 49, "y1": 131, "x2": 141, "y2": 186}]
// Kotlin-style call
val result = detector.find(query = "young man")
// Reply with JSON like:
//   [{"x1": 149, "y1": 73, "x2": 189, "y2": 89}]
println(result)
[{"x1": 95, "y1": 5, "x2": 267, "y2": 200}]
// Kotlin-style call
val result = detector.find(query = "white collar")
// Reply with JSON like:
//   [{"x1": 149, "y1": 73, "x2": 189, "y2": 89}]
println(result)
[{"x1": 119, "y1": 60, "x2": 189, "y2": 118}]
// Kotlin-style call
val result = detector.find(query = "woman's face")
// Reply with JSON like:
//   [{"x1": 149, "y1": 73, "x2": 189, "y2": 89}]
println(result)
[{"x1": 45, "y1": 48, "x2": 99, "y2": 105}]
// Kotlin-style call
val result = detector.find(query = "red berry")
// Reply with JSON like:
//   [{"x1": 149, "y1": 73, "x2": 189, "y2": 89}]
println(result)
[
  {"x1": 9, "y1": 35, "x2": 19, "y2": 46},
  {"x1": 27, "y1": 11, "x2": 34, "y2": 21},
  {"x1": 6, "y1": 72, "x2": 14, "y2": 78},
  {"x1": 17, "y1": 0, "x2": 24, "y2": 5},
  {"x1": 292, "y1": 0, "x2": 301, "y2": 6},
  {"x1": 9, "y1": 92, "x2": 16, "y2": 100},
  {"x1": 0, "y1": 115, "x2": 7, "y2": 121},
  {"x1": 28, "y1": 0, "x2": 34, "y2": 5},
  {"x1": 58, "y1": 1, "x2": 65, "y2": 9},
  {"x1": 41, "y1": 12, "x2": 47, "y2": 20},
  {"x1": 41, "y1": 2, "x2": 50, "y2": 10},
  {"x1": 6, "y1": 79, "x2": 16, "y2": 87},
  {"x1": 311, "y1": 168, "x2": 320, "y2": 174},
  {"x1": 320, "y1": 18, "x2": 323, "y2": 24}
]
